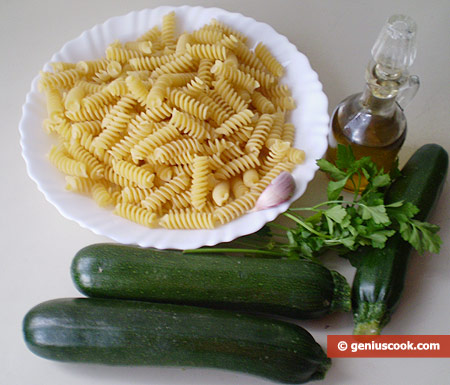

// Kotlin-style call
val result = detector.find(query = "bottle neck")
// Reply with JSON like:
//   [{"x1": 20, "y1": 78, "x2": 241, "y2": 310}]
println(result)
[
  {"x1": 360, "y1": 61, "x2": 405, "y2": 116},
  {"x1": 359, "y1": 86, "x2": 398, "y2": 116}
]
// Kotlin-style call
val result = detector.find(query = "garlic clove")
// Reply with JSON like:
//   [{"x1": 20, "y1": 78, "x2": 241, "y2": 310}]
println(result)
[{"x1": 254, "y1": 171, "x2": 296, "y2": 211}]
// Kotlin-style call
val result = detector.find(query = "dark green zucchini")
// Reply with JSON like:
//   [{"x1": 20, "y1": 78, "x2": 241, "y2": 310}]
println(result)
[
  {"x1": 71, "y1": 244, "x2": 351, "y2": 319},
  {"x1": 352, "y1": 144, "x2": 448, "y2": 334},
  {"x1": 23, "y1": 298, "x2": 331, "y2": 384}
]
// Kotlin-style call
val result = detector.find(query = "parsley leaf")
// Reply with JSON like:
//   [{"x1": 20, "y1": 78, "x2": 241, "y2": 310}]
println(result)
[
  {"x1": 399, "y1": 220, "x2": 441, "y2": 254},
  {"x1": 316, "y1": 158, "x2": 346, "y2": 180},
  {"x1": 335, "y1": 144, "x2": 356, "y2": 169},
  {"x1": 359, "y1": 204, "x2": 390, "y2": 224},
  {"x1": 324, "y1": 205, "x2": 347, "y2": 223}
]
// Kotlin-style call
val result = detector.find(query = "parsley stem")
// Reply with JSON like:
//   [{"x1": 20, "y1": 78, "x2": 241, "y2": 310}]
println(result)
[
  {"x1": 227, "y1": 239, "x2": 266, "y2": 249},
  {"x1": 267, "y1": 222, "x2": 291, "y2": 232},
  {"x1": 353, "y1": 172, "x2": 362, "y2": 201},
  {"x1": 283, "y1": 212, "x2": 329, "y2": 238},
  {"x1": 289, "y1": 200, "x2": 357, "y2": 211},
  {"x1": 183, "y1": 248, "x2": 282, "y2": 257}
]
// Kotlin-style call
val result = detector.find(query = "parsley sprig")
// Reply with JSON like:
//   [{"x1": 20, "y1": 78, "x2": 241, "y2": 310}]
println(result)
[
  {"x1": 186, "y1": 145, "x2": 441, "y2": 260},
  {"x1": 281, "y1": 145, "x2": 441, "y2": 259}
]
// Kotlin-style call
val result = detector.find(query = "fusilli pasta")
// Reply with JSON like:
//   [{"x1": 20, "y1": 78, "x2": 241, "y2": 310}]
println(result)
[{"x1": 39, "y1": 12, "x2": 306, "y2": 229}]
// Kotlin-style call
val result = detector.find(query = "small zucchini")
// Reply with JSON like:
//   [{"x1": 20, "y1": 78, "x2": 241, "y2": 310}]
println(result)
[
  {"x1": 71, "y1": 244, "x2": 351, "y2": 319},
  {"x1": 23, "y1": 298, "x2": 331, "y2": 384},
  {"x1": 352, "y1": 144, "x2": 448, "y2": 334}
]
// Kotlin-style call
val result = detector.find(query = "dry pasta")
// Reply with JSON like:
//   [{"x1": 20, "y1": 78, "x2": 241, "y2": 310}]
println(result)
[
  {"x1": 160, "y1": 210, "x2": 215, "y2": 229},
  {"x1": 38, "y1": 12, "x2": 305, "y2": 229},
  {"x1": 212, "y1": 180, "x2": 230, "y2": 206},
  {"x1": 243, "y1": 169, "x2": 260, "y2": 188},
  {"x1": 190, "y1": 155, "x2": 210, "y2": 210}
]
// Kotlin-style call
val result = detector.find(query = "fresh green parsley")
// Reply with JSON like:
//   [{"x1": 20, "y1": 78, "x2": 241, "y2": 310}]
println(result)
[{"x1": 185, "y1": 145, "x2": 442, "y2": 260}]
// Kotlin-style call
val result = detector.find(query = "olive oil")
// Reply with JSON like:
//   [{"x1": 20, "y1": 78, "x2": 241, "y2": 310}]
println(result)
[
  {"x1": 326, "y1": 92, "x2": 407, "y2": 190},
  {"x1": 326, "y1": 15, "x2": 419, "y2": 191}
]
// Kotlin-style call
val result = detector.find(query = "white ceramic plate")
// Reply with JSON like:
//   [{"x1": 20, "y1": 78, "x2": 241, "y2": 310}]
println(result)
[{"x1": 19, "y1": 6, "x2": 329, "y2": 249}]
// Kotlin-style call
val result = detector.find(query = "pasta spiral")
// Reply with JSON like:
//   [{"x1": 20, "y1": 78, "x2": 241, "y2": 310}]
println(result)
[
  {"x1": 65, "y1": 104, "x2": 110, "y2": 122},
  {"x1": 187, "y1": 43, "x2": 229, "y2": 61},
  {"x1": 45, "y1": 88, "x2": 65, "y2": 122},
  {"x1": 190, "y1": 155, "x2": 210, "y2": 210},
  {"x1": 251, "y1": 91, "x2": 276, "y2": 114},
  {"x1": 103, "y1": 165, "x2": 137, "y2": 188},
  {"x1": 245, "y1": 113, "x2": 274, "y2": 154},
  {"x1": 197, "y1": 59, "x2": 214, "y2": 87},
  {"x1": 287, "y1": 147, "x2": 306, "y2": 164},
  {"x1": 215, "y1": 109, "x2": 254, "y2": 136},
  {"x1": 51, "y1": 62, "x2": 77, "y2": 72},
  {"x1": 102, "y1": 96, "x2": 137, "y2": 129},
  {"x1": 105, "y1": 46, "x2": 145, "y2": 64},
  {"x1": 92, "y1": 181, "x2": 115, "y2": 207},
  {"x1": 169, "y1": 109, "x2": 211, "y2": 140},
  {"x1": 170, "y1": 190, "x2": 192, "y2": 210},
  {"x1": 76, "y1": 59, "x2": 109, "y2": 76},
  {"x1": 124, "y1": 41, "x2": 153, "y2": 54},
  {"x1": 211, "y1": 60, "x2": 260, "y2": 92},
  {"x1": 121, "y1": 186, "x2": 152, "y2": 204},
  {"x1": 265, "y1": 111, "x2": 285, "y2": 147},
  {"x1": 138, "y1": 102, "x2": 173, "y2": 122},
  {"x1": 39, "y1": 68, "x2": 80, "y2": 91},
  {"x1": 129, "y1": 53, "x2": 177, "y2": 71},
  {"x1": 260, "y1": 139, "x2": 291, "y2": 175},
  {"x1": 136, "y1": 25, "x2": 161, "y2": 42},
  {"x1": 48, "y1": 144, "x2": 88, "y2": 178},
  {"x1": 66, "y1": 141, "x2": 105, "y2": 179},
  {"x1": 153, "y1": 137, "x2": 203, "y2": 163},
  {"x1": 239, "y1": 64, "x2": 276, "y2": 89},
  {"x1": 112, "y1": 160, "x2": 155, "y2": 189},
  {"x1": 243, "y1": 169, "x2": 259, "y2": 188},
  {"x1": 125, "y1": 75, "x2": 150, "y2": 105},
  {"x1": 254, "y1": 42, "x2": 284, "y2": 77},
  {"x1": 214, "y1": 190, "x2": 259, "y2": 225},
  {"x1": 209, "y1": 19, "x2": 248, "y2": 43},
  {"x1": 231, "y1": 176, "x2": 250, "y2": 198},
  {"x1": 114, "y1": 202, "x2": 157, "y2": 227},
  {"x1": 214, "y1": 152, "x2": 260, "y2": 180},
  {"x1": 153, "y1": 164, "x2": 173, "y2": 181},
  {"x1": 161, "y1": 11, "x2": 177, "y2": 50},
  {"x1": 195, "y1": 91, "x2": 232, "y2": 126},
  {"x1": 182, "y1": 76, "x2": 209, "y2": 94},
  {"x1": 92, "y1": 123, "x2": 125, "y2": 154},
  {"x1": 65, "y1": 176, "x2": 94, "y2": 193},
  {"x1": 167, "y1": 88, "x2": 209, "y2": 120},
  {"x1": 81, "y1": 88, "x2": 117, "y2": 112},
  {"x1": 160, "y1": 211, "x2": 216, "y2": 229},
  {"x1": 233, "y1": 40, "x2": 266, "y2": 73},
  {"x1": 212, "y1": 77, "x2": 248, "y2": 113},
  {"x1": 251, "y1": 161, "x2": 296, "y2": 194},
  {"x1": 281, "y1": 122, "x2": 296, "y2": 145},
  {"x1": 64, "y1": 85, "x2": 86, "y2": 112},
  {"x1": 76, "y1": 79, "x2": 104, "y2": 94},
  {"x1": 190, "y1": 29, "x2": 224, "y2": 44},
  {"x1": 147, "y1": 73, "x2": 195, "y2": 107},
  {"x1": 131, "y1": 123, "x2": 180, "y2": 162},
  {"x1": 108, "y1": 121, "x2": 154, "y2": 161},
  {"x1": 151, "y1": 52, "x2": 198, "y2": 78},
  {"x1": 142, "y1": 174, "x2": 190, "y2": 212},
  {"x1": 212, "y1": 180, "x2": 230, "y2": 206},
  {"x1": 72, "y1": 120, "x2": 102, "y2": 139}
]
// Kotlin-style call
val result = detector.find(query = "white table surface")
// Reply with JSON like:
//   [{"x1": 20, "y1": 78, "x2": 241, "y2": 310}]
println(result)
[{"x1": 1, "y1": 1, "x2": 449, "y2": 384}]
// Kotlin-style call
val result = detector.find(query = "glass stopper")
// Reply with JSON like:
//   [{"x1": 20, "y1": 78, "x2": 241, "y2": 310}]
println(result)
[{"x1": 371, "y1": 14, "x2": 418, "y2": 78}]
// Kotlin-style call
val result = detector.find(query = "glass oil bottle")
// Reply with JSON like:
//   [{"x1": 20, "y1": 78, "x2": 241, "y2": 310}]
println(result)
[{"x1": 326, "y1": 14, "x2": 420, "y2": 191}]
